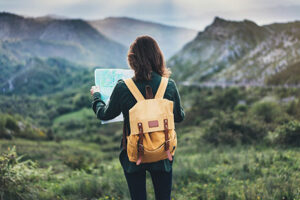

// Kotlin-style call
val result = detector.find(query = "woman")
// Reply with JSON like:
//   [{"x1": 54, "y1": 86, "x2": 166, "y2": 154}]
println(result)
[{"x1": 90, "y1": 35, "x2": 184, "y2": 200}]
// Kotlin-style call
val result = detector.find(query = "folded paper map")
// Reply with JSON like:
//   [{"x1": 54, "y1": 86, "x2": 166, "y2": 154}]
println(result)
[{"x1": 94, "y1": 68, "x2": 134, "y2": 124}]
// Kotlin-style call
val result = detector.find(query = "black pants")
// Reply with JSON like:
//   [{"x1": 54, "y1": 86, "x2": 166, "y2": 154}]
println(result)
[{"x1": 123, "y1": 169, "x2": 172, "y2": 200}]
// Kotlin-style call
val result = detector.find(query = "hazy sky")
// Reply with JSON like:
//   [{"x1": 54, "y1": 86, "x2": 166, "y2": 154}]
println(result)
[{"x1": 1, "y1": 0, "x2": 300, "y2": 30}]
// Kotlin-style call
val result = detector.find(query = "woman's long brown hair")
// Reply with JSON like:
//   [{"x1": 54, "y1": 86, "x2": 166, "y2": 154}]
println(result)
[{"x1": 127, "y1": 35, "x2": 171, "y2": 81}]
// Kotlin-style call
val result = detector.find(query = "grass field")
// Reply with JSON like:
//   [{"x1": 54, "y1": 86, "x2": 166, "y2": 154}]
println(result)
[
  {"x1": 53, "y1": 108, "x2": 95, "y2": 126},
  {"x1": 1, "y1": 127, "x2": 299, "y2": 200},
  {"x1": 1, "y1": 86, "x2": 300, "y2": 199}
]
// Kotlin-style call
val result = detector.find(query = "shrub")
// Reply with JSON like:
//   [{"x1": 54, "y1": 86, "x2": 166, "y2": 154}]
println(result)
[
  {"x1": 56, "y1": 105, "x2": 74, "y2": 115},
  {"x1": 46, "y1": 128, "x2": 54, "y2": 140},
  {"x1": 0, "y1": 146, "x2": 50, "y2": 200},
  {"x1": 203, "y1": 112, "x2": 267, "y2": 145},
  {"x1": 5, "y1": 115, "x2": 20, "y2": 133},
  {"x1": 216, "y1": 87, "x2": 241, "y2": 110},
  {"x1": 20, "y1": 125, "x2": 47, "y2": 140},
  {"x1": 63, "y1": 154, "x2": 89, "y2": 170},
  {"x1": 0, "y1": 116, "x2": 12, "y2": 139},
  {"x1": 73, "y1": 93, "x2": 90, "y2": 109},
  {"x1": 250, "y1": 100, "x2": 282, "y2": 123},
  {"x1": 234, "y1": 103, "x2": 248, "y2": 112},
  {"x1": 286, "y1": 99, "x2": 300, "y2": 118},
  {"x1": 272, "y1": 120, "x2": 300, "y2": 146},
  {"x1": 0, "y1": 113, "x2": 47, "y2": 140}
]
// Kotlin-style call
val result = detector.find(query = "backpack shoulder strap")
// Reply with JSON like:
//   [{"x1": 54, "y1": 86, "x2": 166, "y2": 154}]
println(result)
[
  {"x1": 124, "y1": 78, "x2": 145, "y2": 102},
  {"x1": 155, "y1": 77, "x2": 169, "y2": 99}
]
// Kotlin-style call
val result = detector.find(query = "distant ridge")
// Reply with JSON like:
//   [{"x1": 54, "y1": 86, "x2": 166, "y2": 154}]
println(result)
[
  {"x1": 0, "y1": 12, "x2": 127, "y2": 68},
  {"x1": 168, "y1": 16, "x2": 300, "y2": 85},
  {"x1": 89, "y1": 17, "x2": 198, "y2": 59},
  {"x1": 36, "y1": 14, "x2": 69, "y2": 20},
  {"x1": 2, "y1": 12, "x2": 300, "y2": 86}
]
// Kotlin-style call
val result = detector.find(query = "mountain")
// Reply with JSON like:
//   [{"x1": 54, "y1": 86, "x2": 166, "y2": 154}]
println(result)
[
  {"x1": 266, "y1": 61, "x2": 300, "y2": 85},
  {"x1": 0, "y1": 12, "x2": 127, "y2": 68},
  {"x1": 0, "y1": 12, "x2": 197, "y2": 96},
  {"x1": 0, "y1": 57, "x2": 92, "y2": 95},
  {"x1": 89, "y1": 17, "x2": 198, "y2": 59},
  {"x1": 168, "y1": 17, "x2": 300, "y2": 85}
]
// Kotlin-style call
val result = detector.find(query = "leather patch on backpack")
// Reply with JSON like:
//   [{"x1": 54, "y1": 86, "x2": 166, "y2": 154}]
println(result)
[{"x1": 148, "y1": 120, "x2": 159, "y2": 128}]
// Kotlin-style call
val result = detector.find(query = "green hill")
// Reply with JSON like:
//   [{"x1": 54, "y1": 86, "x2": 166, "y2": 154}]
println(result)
[{"x1": 0, "y1": 57, "x2": 92, "y2": 95}]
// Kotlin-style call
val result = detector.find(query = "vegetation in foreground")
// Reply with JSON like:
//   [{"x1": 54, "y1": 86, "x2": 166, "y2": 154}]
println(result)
[
  {"x1": 0, "y1": 133, "x2": 299, "y2": 200},
  {"x1": 1, "y1": 86, "x2": 300, "y2": 200}
]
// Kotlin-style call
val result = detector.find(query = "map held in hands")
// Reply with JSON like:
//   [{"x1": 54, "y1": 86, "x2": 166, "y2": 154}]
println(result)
[{"x1": 94, "y1": 69, "x2": 134, "y2": 124}]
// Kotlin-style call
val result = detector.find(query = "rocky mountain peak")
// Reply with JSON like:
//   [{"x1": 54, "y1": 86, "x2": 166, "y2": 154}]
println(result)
[
  {"x1": 194, "y1": 17, "x2": 268, "y2": 43},
  {"x1": 168, "y1": 17, "x2": 300, "y2": 85},
  {"x1": 0, "y1": 12, "x2": 23, "y2": 19},
  {"x1": 211, "y1": 16, "x2": 228, "y2": 26},
  {"x1": 206, "y1": 17, "x2": 260, "y2": 33}
]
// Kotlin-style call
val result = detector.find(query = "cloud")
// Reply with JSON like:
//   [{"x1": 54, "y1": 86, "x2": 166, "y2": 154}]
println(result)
[{"x1": 1, "y1": 0, "x2": 300, "y2": 30}]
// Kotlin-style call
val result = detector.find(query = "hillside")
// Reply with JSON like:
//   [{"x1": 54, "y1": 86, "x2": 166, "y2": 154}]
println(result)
[
  {"x1": 266, "y1": 61, "x2": 300, "y2": 85},
  {"x1": 89, "y1": 17, "x2": 198, "y2": 59},
  {"x1": 0, "y1": 57, "x2": 91, "y2": 95},
  {"x1": 168, "y1": 17, "x2": 300, "y2": 85},
  {"x1": 1, "y1": 13, "x2": 300, "y2": 200},
  {"x1": 0, "y1": 12, "x2": 127, "y2": 68}
]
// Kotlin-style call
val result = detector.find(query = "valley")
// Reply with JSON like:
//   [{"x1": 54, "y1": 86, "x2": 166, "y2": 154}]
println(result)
[{"x1": 0, "y1": 12, "x2": 299, "y2": 200}]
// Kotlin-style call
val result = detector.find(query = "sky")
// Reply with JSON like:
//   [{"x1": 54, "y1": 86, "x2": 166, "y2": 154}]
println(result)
[{"x1": 1, "y1": 0, "x2": 300, "y2": 30}]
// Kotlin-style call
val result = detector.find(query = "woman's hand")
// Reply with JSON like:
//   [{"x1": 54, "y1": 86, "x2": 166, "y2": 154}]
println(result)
[{"x1": 90, "y1": 86, "x2": 100, "y2": 96}]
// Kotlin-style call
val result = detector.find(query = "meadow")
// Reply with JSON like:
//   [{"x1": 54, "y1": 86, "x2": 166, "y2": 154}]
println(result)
[
  {"x1": 1, "y1": 85, "x2": 300, "y2": 200},
  {"x1": 1, "y1": 131, "x2": 299, "y2": 200}
]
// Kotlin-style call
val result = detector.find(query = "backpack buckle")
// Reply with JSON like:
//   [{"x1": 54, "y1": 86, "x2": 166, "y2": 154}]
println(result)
[
  {"x1": 163, "y1": 119, "x2": 170, "y2": 151},
  {"x1": 138, "y1": 143, "x2": 144, "y2": 153},
  {"x1": 164, "y1": 141, "x2": 170, "y2": 151},
  {"x1": 137, "y1": 122, "x2": 144, "y2": 154}
]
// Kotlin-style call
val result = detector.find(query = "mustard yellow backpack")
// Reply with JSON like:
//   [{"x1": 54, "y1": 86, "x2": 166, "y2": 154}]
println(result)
[{"x1": 123, "y1": 77, "x2": 177, "y2": 165}]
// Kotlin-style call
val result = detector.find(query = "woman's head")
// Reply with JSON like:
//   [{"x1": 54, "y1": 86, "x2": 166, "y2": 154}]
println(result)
[{"x1": 127, "y1": 35, "x2": 171, "y2": 81}]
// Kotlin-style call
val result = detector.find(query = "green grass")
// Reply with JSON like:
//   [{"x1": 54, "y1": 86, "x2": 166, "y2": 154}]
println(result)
[
  {"x1": 53, "y1": 108, "x2": 94, "y2": 125},
  {"x1": 0, "y1": 139, "x2": 104, "y2": 172},
  {"x1": 1, "y1": 86, "x2": 300, "y2": 199},
  {"x1": 1, "y1": 128, "x2": 299, "y2": 200}
]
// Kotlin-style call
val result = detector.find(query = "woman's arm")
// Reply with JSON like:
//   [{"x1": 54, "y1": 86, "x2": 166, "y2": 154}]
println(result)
[
  {"x1": 170, "y1": 80, "x2": 185, "y2": 123},
  {"x1": 91, "y1": 80, "x2": 122, "y2": 121}
]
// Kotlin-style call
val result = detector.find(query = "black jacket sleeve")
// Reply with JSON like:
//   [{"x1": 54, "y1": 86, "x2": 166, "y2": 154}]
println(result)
[
  {"x1": 91, "y1": 80, "x2": 122, "y2": 121},
  {"x1": 170, "y1": 79, "x2": 185, "y2": 123}
]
